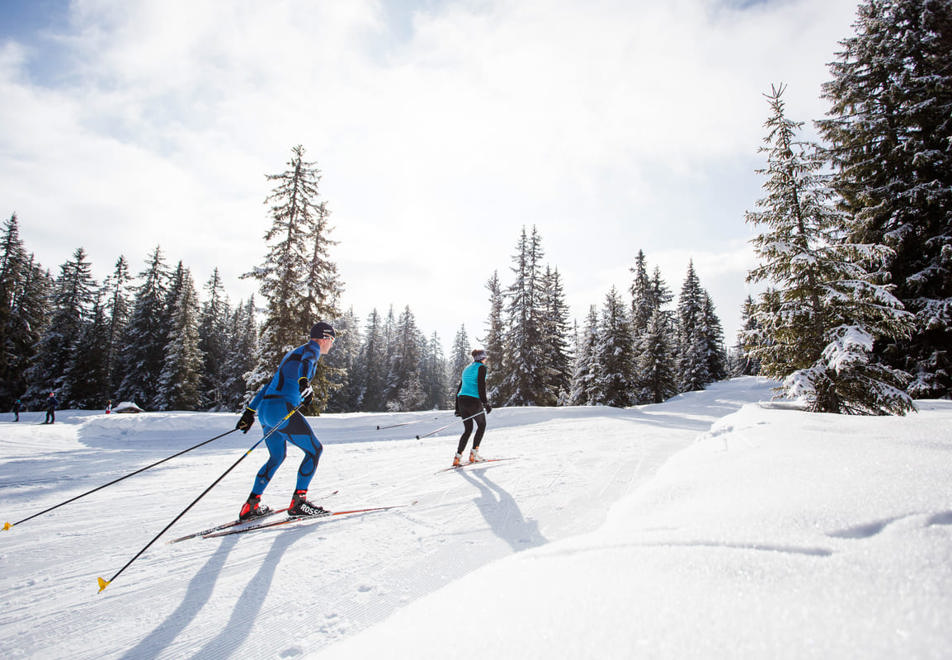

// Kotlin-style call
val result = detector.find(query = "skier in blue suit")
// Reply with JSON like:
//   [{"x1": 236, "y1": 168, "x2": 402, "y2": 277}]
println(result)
[{"x1": 234, "y1": 321, "x2": 336, "y2": 520}]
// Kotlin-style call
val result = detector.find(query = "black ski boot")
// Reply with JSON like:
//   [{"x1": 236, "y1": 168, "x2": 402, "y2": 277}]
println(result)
[
  {"x1": 239, "y1": 493, "x2": 272, "y2": 521},
  {"x1": 288, "y1": 489, "x2": 329, "y2": 518}
]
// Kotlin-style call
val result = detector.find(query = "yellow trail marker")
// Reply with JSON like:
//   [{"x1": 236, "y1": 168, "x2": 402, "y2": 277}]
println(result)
[{"x1": 97, "y1": 577, "x2": 111, "y2": 593}]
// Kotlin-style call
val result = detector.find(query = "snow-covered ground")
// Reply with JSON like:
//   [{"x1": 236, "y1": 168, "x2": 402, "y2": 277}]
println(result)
[{"x1": 1, "y1": 378, "x2": 949, "y2": 659}]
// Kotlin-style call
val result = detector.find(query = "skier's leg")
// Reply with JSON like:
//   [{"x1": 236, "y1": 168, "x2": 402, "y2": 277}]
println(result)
[
  {"x1": 284, "y1": 412, "x2": 323, "y2": 492},
  {"x1": 472, "y1": 411, "x2": 487, "y2": 449},
  {"x1": 251, "y1": 429, "x2": 287, "y2": 495},
  {"x1": 457, "y1": 419, "x2": 474, "y2": 455}
]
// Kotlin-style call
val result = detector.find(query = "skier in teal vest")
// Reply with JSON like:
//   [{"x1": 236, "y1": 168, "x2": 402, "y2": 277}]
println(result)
[
  {"x1": 234, "y1": 321, "x2": 336, "y2": 520},
  {"x1": 452, "y1": 349, "x2": 492, "y2": 466}
]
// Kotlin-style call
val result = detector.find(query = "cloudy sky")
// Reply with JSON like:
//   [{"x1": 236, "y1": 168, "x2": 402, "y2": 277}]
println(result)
[{"x1": 0, "y1": 0, "x2": 861, "y2": 351}]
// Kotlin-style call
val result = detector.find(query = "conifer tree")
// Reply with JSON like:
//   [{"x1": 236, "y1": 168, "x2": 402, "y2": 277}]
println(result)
[
  {"x1": 64, "y1": 289, "x2": 110, "y2": 408},
  {"x1": 0, "y1": 214, "x2": 28, "y2": 406},
  {"x1": 116, "y1": 247, "x2": 171, "y2": 408},
  {"x1": 540, "y1": 266, "x2": 573, "y2": 405},
  {"x1": 676, "y1": 261, "x2": 711, "y2": 393},
  {"x1": 500, "y1": 226, "x2": 547, "y2": 406},
  {"x1": 155, "y1": 268, "x2": 203, "y2": 410},
  {"x1": 482, "y1": 271, "x2": 506, "y2": 402},
  {"x1": 25, "y1": 247, "x2": 96, "y2": 405},
  {"x1": 197, "y1": 269, "x2": 230, "y2": 409},
  {"x1": 5, "y1": 253, "x2": 51, "y2": 405},
  {"x1": 385, "y1": 306, "x2": 425, "y2": 411},
  {"x1": 818, "y1": 0, "x2": 952, "y2": 399},
  {"x1": 594, "y1": 286, "x2": 635, "y2": 407},
  {"x1": 449, "y1": 325, "x2": 471, "y2": 403},
  {"x1": 569, "y1": 306, "x2": 600, "y2": 406},
  {"x1": 355, "y1": 308, "x2": 388, "y2": 411},
  {"x1": 221, "y1": 297, "x2": 258, "y2": 411},
  {"x1": 747, "y1": 85, "x2": 915, "y2": 414},
  {"x1": 734, "y1": 295, "x2": 762, "y2": 376},
  {"x1": 243, "y1": 145, "x2": 341, "y2": 412},
  {"x1": 324, "y1": 308, "x2": 362, "y2": 412},
  {"x1": 638, "y1": 307, "x2": 678, "y2": 403},
  {"x1": 103, "y1": 256, "x2": 132, "y2": 399},
  {"x1": 422, "y1": 332, "x2": 449, "y2": 410}
]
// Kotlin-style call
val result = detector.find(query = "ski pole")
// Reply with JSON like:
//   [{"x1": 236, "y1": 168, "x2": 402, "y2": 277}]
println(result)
[
  {"x1": 376, "y1": 415, "x2": 441, "y2": 431},
  {"x1": 415, "y1": 411, "x2": 485, "y2": 440},
  {"x1": 97, "y1": 404, "x2": 303, "y2": 593},
  {"x1": 2, "y1": 427, "x2": 239, "y2": 532}
]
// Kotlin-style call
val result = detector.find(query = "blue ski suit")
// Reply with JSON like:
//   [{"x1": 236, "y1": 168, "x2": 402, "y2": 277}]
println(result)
[{"x1": 247, "y1": 340, "x2": 324, "y2": 495}]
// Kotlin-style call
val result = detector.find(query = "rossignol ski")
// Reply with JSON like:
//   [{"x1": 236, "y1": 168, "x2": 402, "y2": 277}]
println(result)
[{"x1": 203, "y1": 503, "x2": 414, "y2": 539}]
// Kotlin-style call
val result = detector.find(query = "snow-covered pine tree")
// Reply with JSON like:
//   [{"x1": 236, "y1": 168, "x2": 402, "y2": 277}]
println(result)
[
  {"x1": 747, "y1": 84, "x2": 915, "y2": 415},
  {"x1": 324, "y1": 307, "x2": 362, "y2": 413},
  {"x1": 500, "y1": 226, "x2": 548, "y2": 406},
  {"x1": 734, "y1": 295, "x2": 761, "y2": 376},
  {"x1": 25, "y1": 247, "x2": 97, "y2": 406},
  {"x1": 594, "y1": 287, "x2": 635, "y2": 407},
  {"x1": 116, "y1": 247, "x2": 170, "y2": 409},
  {"x1": 629, "y1": 251, "x2": 673, "y2": 403},
  {"x1": 449, "y1": 324, "x2": 470, "y2": 403},
  {"x1": 676, "y1": 261, "x2": 711, "y2": 393},
  {"x1": 154, "y1": 268, "x2": 203, "y2": 411},
  {"x1": 0, "y1": 214, "x2": 34, "y2": 407},
  {"x1": 243, "y1": 145, "x2": 341, "y2": 412},
  {"x1": 102, "y1": 256, "x2": 132, "y2": 400},
  {"x1": 421, "y1": 332, "x2": 448, "y2": 410},
  {"x1": 4, "y1": 252, "x2": 51, "y2": 407},
  {"x1": 540, "y1": 266, "x2": 573, "y2": 405},
  {"x1": 817, "y1": 0, "x2": 952, "y2": 399},
  {"x1": 385, "y1": 306, "x2": 425, "y2": 411},
  {"x1": 482, "y1": 271, "x2": 506, "y2": 403},
  {"x1": 197, "y1": 268, "x2": 230, "y2": 410},
  {"x1": 629, "y1": 250, "x2": 654, "y2": 338},
  {"x1": 701, "y1": 293, "x2": 728, "y2": 382},
  {"x1": 638, "y1": 306, "x2": 678, "y2": 404},
  {"x1": 354, "y1": 308, "x2": 388, "y2": 411},
  {"x1": 568, "y1": 305, "x2": 600, "y2": 405},
  {"x1": 221, "y1": 297, "x2": 258, "y2": 411},
  {"x1": 63, "y1": 289, "x2": 110, "y2": 408}
]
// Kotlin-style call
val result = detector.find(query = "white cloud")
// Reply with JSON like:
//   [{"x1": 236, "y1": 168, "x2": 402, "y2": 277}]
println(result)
[{"x1": 0, "y1": 0, "x2": 859, "y2": 346}]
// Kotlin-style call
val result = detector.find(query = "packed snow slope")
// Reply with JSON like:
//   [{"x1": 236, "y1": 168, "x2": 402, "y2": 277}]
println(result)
[{"x1": 1, "y1": 378, "x2": 950, "y2": 659}]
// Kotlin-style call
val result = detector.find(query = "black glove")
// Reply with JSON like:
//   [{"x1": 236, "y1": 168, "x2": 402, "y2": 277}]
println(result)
[
  {"x1": 484, "y1": 403, "x2": 492, "y2": 415},
  {"x1": 298, "y1": 377, "x2": 314, "y2": 407},
  {"x1": 236, "y1": 407, "x2": 256, "y2": 433}
]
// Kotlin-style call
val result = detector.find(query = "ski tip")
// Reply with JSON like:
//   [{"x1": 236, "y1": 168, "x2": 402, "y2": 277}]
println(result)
[{"x1": 97, "y1": 577, "x2": 111, "y2": 593}]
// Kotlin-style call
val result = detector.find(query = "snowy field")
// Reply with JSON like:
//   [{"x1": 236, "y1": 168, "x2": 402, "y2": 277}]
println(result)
[{"x1": 1, "y1": 377, "x2": 950, "y2": 659}]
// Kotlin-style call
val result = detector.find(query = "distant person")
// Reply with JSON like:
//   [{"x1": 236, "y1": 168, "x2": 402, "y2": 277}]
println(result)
[
  {"x1": 452, "y1": 349, "x2": 493, "y2": 467},
  {"x1": 44, "y1": 392, "x2": 57, "y2": 424},
  {"x1": 13, "y1": 398, "x2": 21, "y2": 422},
  {"x1": 234, "y1": 322, "x2": 336, "y2": 521},
  {"x1": 106, "y1": 400, "x2": 112, "y2": 415}
]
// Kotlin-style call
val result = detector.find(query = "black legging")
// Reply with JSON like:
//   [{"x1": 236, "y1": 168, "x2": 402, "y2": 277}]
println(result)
[{"x1": 456, "y1": 395, "x2": 486, "y2": 454}]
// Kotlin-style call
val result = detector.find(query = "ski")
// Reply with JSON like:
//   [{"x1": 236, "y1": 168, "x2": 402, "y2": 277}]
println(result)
[
  {"x1": 203, "y1": 503, "x2": 413, "y2": 539},
  {"x1": 436, "y1": 457, "x2": 517, "y2": 474},
  {"x1": 169, "y1": 489, "x2": 339, "y2": 544},
  {"x1": 168, "y1": 507, "x2": 289, "y2": 544}
]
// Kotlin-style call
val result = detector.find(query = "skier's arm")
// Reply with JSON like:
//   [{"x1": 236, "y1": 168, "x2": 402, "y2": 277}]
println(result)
[{"x1": 477, "y1": 365, "x2": 488, "y2": 404}]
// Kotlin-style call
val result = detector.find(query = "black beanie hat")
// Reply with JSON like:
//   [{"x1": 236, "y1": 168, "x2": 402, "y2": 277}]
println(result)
[{"x1": 310, "y1": 322, "x2": 336, "y2": 339}]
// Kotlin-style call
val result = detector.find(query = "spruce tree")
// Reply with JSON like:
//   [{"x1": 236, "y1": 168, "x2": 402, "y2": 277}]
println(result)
[
  {"x1": 116, "y1": 247, "x2": 171, "y2": 408},
  {"x1": 594, "y1": 286, "x2": 635, "y2": 407},
  {"x1": 676, "y1": 261, "x2": 711, "y2": 393},
  {"x1": 569, "y1": 306, "x2": 600, "y2": 406},
  {"x1": 324, "y1": 308, "x2": 362, "y2": 413},
  {"x1": 638, "y1": 307, "x2": 678, "y2": 404},
  {"x1": 747, "y1": 84, "x2": 915, "y2": 414},
  {"x1": 0, "y1": 214, "x2": 28, "y2": 406},
  {"x1": 482, "y1": 271, "x2": 506, "y2": 402},
  {"x1": 449, "y1": 325, "x2": 471, "y2": 403},
  {"x1": 734, "y1": 295, "x2": 762, "y2": 376},
  {"x1": 198, "y1": 268, "x2": 230, "y2": 410},
  {"x1": 421, "y1": 332, "x2": 449, "y2": 410},
  {"x1": 155, "y1": 268, "x2": 203, "y2": 410},
  {"x1": 64, "y1": 290, "x2": 110, "y2": 408},
  {"x1": 243, "y1": 145, "x2": 341, "y2": 412},
  {"x1": 500, "y1": 226, "x2": 547, "y2": 406},
  {"x1": 25, "y1": 247, "x2": 97, "y2": 405},
  {"x1": 221, "y1": 297, "x2": 258, "y2": 411},
  {"x1": 103, "y1": 256, "x2": 132, "y2": 400},
  {"x1": 355, "y1": 308, "x2": 388, "y2": 411},
  {"x1": 6, "y1": 253, "x2": 51, "y2": 406},
  {"x1": 540, "y1": 266, "x2": 573, "y2": 405},
  {"x1": 818, "y1": 0, "x2": 952, "y2": 399},
  {"x1": 385, "y1": 306, "x2": 425, "y2": 411}
]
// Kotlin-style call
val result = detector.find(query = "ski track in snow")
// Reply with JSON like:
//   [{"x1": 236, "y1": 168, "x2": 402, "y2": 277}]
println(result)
[{"x1": 0, "y1": 379, "x2": 771, "y2": 658}]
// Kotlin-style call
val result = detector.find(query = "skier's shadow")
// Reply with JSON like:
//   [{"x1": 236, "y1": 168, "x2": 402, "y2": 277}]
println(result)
[
  {"x1": 459, "y1": 467, "x2": 546, "y2": 552},
  {"x1": 120, "y1": 537, "x2": 240, "y2": 660}
]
